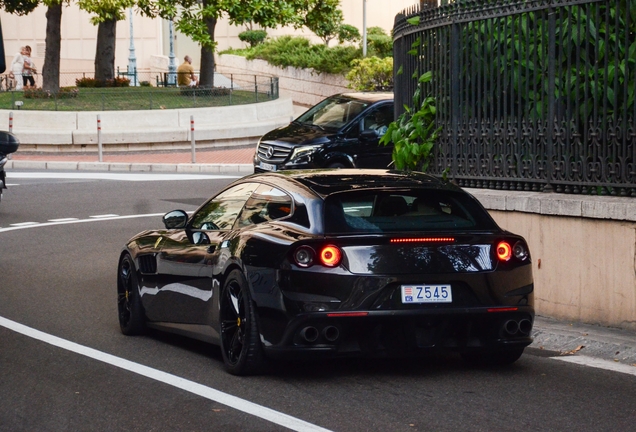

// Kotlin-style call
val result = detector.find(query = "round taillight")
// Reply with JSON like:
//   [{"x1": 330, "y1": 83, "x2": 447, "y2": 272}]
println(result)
[
  {"x1": 294, "y1": 246, "x2": 315, "y2": 268},
  {"x1": 513, "y1": 241, "x2": 529, "y2": 261},
  {"x1": 496, "y1": 241, "x2": 512, "y2": 261},
  {"x1": 319, "y1": 245, "x2": 342, "y2": 267}
]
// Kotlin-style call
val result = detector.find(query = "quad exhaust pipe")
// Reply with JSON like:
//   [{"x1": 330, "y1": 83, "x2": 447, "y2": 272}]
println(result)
[
  {"x1": 299, "y1": 325, "x2": 340, "y2": 343},
  {"x1": 503, "y1": 318, "x2": 533, "y2": 336}
]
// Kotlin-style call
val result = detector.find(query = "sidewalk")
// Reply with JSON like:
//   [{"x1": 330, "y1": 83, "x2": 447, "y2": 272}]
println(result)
[
  {"x1": 6, "y1": 101, "x2": 310, "y2": 172},
  {"x1": 7, "y1": 145, "x2": 256, "y2": 173},
  {"x1": 531, "y1": 316, "x2": 636, "y2": 367}
]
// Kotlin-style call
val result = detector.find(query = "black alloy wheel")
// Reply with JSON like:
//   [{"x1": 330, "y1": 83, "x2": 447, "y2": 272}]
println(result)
[
  {"x1": 117, "y1": 253, "x2": 147, "y2": 335},
  {"x1": 461, "y1": 347, "x2": 525, "y2": 367},
  {"x1": 219, "y1": 270, "x2": 266, "y2": 375}
]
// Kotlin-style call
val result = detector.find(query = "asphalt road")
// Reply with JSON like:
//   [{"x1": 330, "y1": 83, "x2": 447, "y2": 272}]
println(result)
[{"x1": 1, "y1": 171, "x2": 635, "y2": 432}]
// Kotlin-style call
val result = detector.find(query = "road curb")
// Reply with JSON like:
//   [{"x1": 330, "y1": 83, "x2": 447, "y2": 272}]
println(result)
[{"x1": 531, "y1": 316, "x2": 636, "y2": 366}]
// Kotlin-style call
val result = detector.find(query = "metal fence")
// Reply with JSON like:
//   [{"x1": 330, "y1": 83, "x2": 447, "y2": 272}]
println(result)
[
  {"x1": 0, "y1": 70, "x2": 279, "y2": 111},
  {"x1": 394, "y1": 0, "x2": 636, "y2": 196}
]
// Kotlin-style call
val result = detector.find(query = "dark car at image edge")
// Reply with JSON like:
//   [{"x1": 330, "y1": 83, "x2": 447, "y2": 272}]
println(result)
[
  {"x1": 118, "y1": 169, "x2": 534, "y2": 375},
  {"x1": 254, "y1": 92, "x2": 394, "y2": 173}
]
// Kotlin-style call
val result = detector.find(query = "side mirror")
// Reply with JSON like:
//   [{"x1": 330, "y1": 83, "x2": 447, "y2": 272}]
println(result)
[
  {"x1": 163, "y1": 210, "x2": 188, "y2": 229},
  {"x1": 192, "y1": 231, "x2": 211, "y2": 245},
  {"x1": 0, "y1": 131, "x2": 19, "y2": 155}
]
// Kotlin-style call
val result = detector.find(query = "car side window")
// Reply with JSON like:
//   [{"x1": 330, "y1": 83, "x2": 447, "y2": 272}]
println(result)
[
  {"x1": 237, "y1": 184, "x2": 293, "y2": 227},
  {"x1": 361, "y1": 105, "x2": 393, "y2": 137},
  {"x1": 190, "y1": 183, "x2": 259, "y2": 230}
]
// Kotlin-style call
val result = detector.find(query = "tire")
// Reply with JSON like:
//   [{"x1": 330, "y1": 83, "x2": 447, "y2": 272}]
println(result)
[
  {"x1": 461, "y1": 347, "x2": 525, "y2": 367},
  {"x1": 117, "y1": 253, "x2": 147, "y2": 335},
  {"x1": 219, "y1": 269, "x2": 266, "y2": 375}
]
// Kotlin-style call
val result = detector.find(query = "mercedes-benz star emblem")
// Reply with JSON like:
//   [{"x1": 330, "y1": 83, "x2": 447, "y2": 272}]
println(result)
[{"x1": 265, "y1": 146, "x2": 275, "y2": 159}]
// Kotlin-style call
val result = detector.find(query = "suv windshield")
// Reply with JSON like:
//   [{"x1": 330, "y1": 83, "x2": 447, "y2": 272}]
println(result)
[
  {"x1": 324, "y1": 190, "x2": 498, "y2": 234},
  {"x1": 296, "y1": 97, "x2": 368, "y2": 131}
]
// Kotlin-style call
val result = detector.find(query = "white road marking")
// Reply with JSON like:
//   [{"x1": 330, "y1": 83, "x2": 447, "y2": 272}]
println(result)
[
  {"x1": 0, "y1": 213, "x2": 165, "y2": 233},
  {"x1": 48, "y1": 218, "x2": 80, "y2": 222},
  {"x1": 9, "y1": 222, "x2": 39, "y2": 227},
  {"x1": 553, "y1": 355, "x2": 636, "y2": 376},
  {"x1": 89, "y1": 214, "x2": 120, "y2": 218},
  {"x1": 7, "y1": 172, "x2": 241, "y2": 182},
  {"x1": 0, "y1": 316, "x2": 331, "y2": 432}
]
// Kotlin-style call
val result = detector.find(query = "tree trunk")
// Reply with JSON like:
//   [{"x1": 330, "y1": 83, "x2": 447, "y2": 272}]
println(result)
[
  {"x1": 199, "y1": 6, "x2": 217, "y2": 88},
  {"x1": 42, "y1": 3, "x2": 62, "y2": 92},
  {"x1": 95, "y1": 19, "x2": 117, "y2": 83}
]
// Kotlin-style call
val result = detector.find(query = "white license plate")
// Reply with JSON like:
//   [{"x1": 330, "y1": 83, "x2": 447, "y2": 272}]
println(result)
[
  {"x1": 401, "y1": 285, "x2": 452, "y2": 303},
  {"x1": 259, "y1": 162, "x2": 277, "y2": 171}
]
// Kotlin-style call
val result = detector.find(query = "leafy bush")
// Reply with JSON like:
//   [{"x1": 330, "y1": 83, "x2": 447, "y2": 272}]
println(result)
[
  {"x1": 366, "y1": 26, "x2": 393, "y2": 58},
  {"x1": 23, "y1": 87, "x2": 79, "y2": 99},
  {"x1": 76, "y1": 77, "x2": 130, "y2": 88},
  {"x1": 346, "y1": 56, "x2": 394, "y2": 91},
  {"x1": 309, "y1": 45, "x2": 361, "y2": 74},
  {"x1": 109, "y1": 77, "x2": 131, "y2": 87},
  {"x1": 140, "y1": 81, "x2": 151, "y2": 87},
  {"x1": 338, "y1": 24, "x2": 361, "y2": 44},
  {"x1": 246, "y1": 36, "x2": 360, "y2": 74},
  {"x1": 76, "y1": 77, "x2": 98, "y2": 88},
  {"x1": 238, "y1": 29, "x2": 268, "y2": 47},
  {"x1": 380, "y1": 71, "x2": 441, "y2": 172}
]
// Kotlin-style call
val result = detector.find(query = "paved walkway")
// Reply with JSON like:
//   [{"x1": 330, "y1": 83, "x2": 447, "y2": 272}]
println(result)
[{"x1": 5, "y1": 102, "x2": 308, "y2": 171}]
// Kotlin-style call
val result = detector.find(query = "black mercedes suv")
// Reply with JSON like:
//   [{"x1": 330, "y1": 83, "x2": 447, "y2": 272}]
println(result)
[{"x1": 253, "y1": 92, "x2": 394, "y2": 172}]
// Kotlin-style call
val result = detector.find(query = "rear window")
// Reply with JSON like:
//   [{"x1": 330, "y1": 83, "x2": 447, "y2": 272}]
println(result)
[{"x1": 323, "y1": 190, "x2": 497, "y2": 234}]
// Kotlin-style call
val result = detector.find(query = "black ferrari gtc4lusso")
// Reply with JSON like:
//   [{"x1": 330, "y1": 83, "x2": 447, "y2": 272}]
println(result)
[{"x1": 117, "y1": 169, "x2": 534, "y2": 375}]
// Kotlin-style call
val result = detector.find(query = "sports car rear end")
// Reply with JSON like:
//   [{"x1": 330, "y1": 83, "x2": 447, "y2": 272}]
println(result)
[{"x1": 256, "y1": 182, "x2": 534, "y2": 364}]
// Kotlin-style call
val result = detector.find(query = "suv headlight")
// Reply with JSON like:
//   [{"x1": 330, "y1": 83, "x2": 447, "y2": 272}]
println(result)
[{"x1": 289, "y1": 145, "x2": 321, "y2": 163}]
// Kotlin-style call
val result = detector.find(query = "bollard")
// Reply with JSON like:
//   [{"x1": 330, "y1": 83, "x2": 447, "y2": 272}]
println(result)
[
  {"x1": 97, "y1": 115, "x2": 103, "y2": 162},
  {"x1": 9, "y1": 111, "x2": 13, "y2": 133},
  {"x1": 190, "y1": 115, "x2": 196, "y2": 164}
]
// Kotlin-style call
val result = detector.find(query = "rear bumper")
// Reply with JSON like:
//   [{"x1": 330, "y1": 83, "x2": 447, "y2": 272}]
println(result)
[{"x1": 261, "y1": 307, "x2": 535, "y2": 359}]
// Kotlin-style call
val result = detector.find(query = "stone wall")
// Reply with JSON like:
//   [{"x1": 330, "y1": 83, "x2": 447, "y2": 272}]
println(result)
[
  {"x1": 1, "y1": 97, "x2": 294, "y2": 152},
  {"x1": 216, "y1": 54, "x2": 350, "y2": 106},
  {"x1": 469, "y1": 189, "x2": 636, "y2": 331}
]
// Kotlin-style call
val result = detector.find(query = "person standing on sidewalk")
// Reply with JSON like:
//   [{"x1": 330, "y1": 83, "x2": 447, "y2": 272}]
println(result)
[
  {"x1": 9, "y1": 46, "x2": 27, "y2": 90},
  {"x1": 22, "y1": 46, "x2": 36, "y2": 89},
  {"x1": 177, "y1": 55, "x2": 198, "y2": 87}
]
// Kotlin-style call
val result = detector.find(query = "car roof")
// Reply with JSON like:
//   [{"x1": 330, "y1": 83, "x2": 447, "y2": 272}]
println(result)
[
  {"x1": 249, "y1": 169, "x2": 460, "y2": 198},
  {"x1": 333, "y1": 92, "x2": 393, "y2": 103}
]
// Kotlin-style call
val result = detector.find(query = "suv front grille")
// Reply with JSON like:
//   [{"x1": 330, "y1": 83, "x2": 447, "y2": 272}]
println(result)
[{"x1": 257, "y1": 142, "x2": 292, "y2": 163}]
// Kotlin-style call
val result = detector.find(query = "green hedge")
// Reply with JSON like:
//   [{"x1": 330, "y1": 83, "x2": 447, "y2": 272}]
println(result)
[{"x1": 222, "y1": 36, "x2": 362, "y2": 75}]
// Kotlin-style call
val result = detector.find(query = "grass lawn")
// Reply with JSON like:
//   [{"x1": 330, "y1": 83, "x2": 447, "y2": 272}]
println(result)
[{"x1": 0, "y1": 87, "x2": 273, "y2": 111}]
